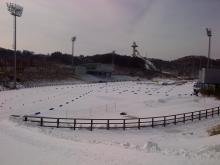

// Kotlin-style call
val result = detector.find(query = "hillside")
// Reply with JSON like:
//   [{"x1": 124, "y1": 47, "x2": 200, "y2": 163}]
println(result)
[
  {"x1": 151, "y1": 55, "x2": 220, "y2": 78},
  {"x1": 0, "y1": 48, "x2": 148, "y2": 82},
  {"x1": 0, "y1": 47, "x2": 220, "y2": 82}
]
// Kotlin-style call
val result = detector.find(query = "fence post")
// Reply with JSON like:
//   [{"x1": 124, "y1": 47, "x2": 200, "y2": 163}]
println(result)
[
  {"x1": 74, "y1": 119, "x2": 76, "y2": 130},
  {"x1": 24, "y1": 116, "x2": 27, "y2": 122},
  {"x1": 183, "y1": 113, "x2": 186, "y2": 123},
  {"x1": 199, "y1": 111, "x2": 201, "y2": 120},
  {"x1": 107, "y1": 119, "x2": 110, "y2": 130},
  {"x1": 57, "y1": 118, "x2": 59, "y2": 128},
  {"x1": 152, "y1": 118, "x2": 154, "y2": 128},
  {"x1": 90, "y1": 119, "x2": 93, "y2": 131},
  {"x1": 123, "y1": 119, "x2": 126, "y2": 130},
  {"x1": 163, "y1": 117, "x2": 166, "y2": 127},
  {"x1": 174, "y1": 115, "x2": 176, "y2": 125},
  {"x1": 206, "y1": 109, "x2": 208, "y2": 119},
  {"x1": 191, "y1": 112, "x2": 194, "y2": 121},
  {"x1": 40, "y1": 117, "x2": 43, "y2": 126},
  {"x1": 138, "y1": 118, "x2": 140, "y2": 130}
]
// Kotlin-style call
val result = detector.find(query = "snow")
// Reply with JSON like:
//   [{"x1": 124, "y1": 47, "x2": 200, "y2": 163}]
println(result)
[
  {"x1": 0, "y1": 80, "x2": 220, "y2": 165},
  {"x1": 1, "y1": 81, "x2": 219, "y2": 118},
  {"x1": 0, "y1": 85, "x2": 7, "y2": 91},
  {"x1": 145, "y1": 59, "x2": 157, "y2": 71}
]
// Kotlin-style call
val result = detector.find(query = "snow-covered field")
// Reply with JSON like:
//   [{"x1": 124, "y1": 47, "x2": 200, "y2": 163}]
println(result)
[
  {"x1": 1, "y1": 81, "x2": 220, "y2": 118},
  {"x1": 0, "y1": 80, "x2": 220, "y2": 165}
]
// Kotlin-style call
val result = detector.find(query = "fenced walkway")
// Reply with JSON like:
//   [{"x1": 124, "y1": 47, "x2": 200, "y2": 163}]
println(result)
[{"x1": 11, "y1": 106, "x2": 220, "y2": 131}]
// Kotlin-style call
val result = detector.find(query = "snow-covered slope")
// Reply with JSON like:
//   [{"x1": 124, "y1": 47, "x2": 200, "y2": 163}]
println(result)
[
  {"x1": 0, "y1": 80, "x2": 220, "y2": 165},
  {"x1": 144, "y1": 59, "x2": 157, "y2": 71}
]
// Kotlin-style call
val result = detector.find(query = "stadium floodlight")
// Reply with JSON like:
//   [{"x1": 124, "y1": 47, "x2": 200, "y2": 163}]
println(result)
[
  {"x1": 206, "y1": 28, "x2": 212, "y2": 69},
  {"x1": 71, "y1": 36, "x2": 76, "y2": 71},
  {"x1": 72, "y1": 36, "x2": 76, "y2": 42},
  {"x1": 7, "y1": 3, "x2": 23, "y2": 17},
  {"x1": 206, "y1": 28, "x2": 212, "y2": 37},
  {"x1": 6, "y1": 2, "x2": 24, "y2": 89}
]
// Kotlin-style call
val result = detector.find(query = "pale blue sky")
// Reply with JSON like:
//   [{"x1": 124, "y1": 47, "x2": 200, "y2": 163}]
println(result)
[{"x1": 0, "y1": 0, "x2": 220, "y2": 60}]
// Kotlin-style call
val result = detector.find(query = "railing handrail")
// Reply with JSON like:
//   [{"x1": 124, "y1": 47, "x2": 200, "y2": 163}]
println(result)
[
  {"x1": 11, "y1": 106, "x2": 220, "y2": 131},
  {"x1": 22, "y1": 106, "x2": 220, "y2": 121}
]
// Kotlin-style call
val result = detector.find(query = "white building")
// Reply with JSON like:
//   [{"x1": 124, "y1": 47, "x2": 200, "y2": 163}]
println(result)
[{"x1": 75, "y1": 63, "x2": 113, "y2": 78}]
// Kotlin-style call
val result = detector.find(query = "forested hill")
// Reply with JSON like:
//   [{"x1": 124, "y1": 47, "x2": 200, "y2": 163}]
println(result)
[
  {"x1": 0, "y1": 47, "x2": 220, "y2": 80},
  {"x1": 0, "y1": 48, "x2": 145, "y2": 70}
]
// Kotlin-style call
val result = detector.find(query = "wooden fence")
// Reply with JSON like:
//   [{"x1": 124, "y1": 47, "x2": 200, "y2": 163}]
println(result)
[{"x1": 11, "y1": 106, "x2": 220, "y2": 131}]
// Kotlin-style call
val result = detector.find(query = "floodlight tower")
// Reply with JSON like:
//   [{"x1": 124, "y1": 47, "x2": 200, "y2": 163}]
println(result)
[
  {"x1": 7, "y1": 2, "x2": 23, "y2": 89},
  {"x1": 71, "y1": 36, "x2": 76, "y2": 71},
  {"x1": 131, "y1": 42, "x2": 138, "y2": 57},
  {"x1": 206, "y1": 28, "x2": 212, "y2": 69}
]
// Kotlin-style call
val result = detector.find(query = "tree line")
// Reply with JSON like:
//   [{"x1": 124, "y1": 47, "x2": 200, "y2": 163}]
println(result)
[{"x1": 0, "y1": 47, "x2": 146, "y2": 73}]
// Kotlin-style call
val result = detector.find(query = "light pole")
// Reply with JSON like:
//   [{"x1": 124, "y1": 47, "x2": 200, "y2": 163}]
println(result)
[
  {"x1": 7, "y1": 2, "x2": 23, "y2": 89},
  {"x1": 206, "y1": 28, "x2": 212, "y2": 69},
  {"x1": 72, "y1": 36, "x2": 76, "y2": 71}
]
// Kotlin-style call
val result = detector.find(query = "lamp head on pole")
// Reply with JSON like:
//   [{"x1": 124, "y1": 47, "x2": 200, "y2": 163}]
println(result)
[
  {"x1": 72, "y1": 36, "x2": 76, "y2": 42},
  {"x1": 7, "y1": 2, "x2": 23, "y2": 17},
  {"x1": 206, "y1": 28, "x2": 212, "y2": 37}
]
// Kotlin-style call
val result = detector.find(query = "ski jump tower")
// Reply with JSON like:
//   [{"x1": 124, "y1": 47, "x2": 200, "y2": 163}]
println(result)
[
  {"x1": 131, "y1": 42, "x2": 139, "y2": 57},
  {"x1": 131, "y1": 42, "x2": 157, "y2": 71}
]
